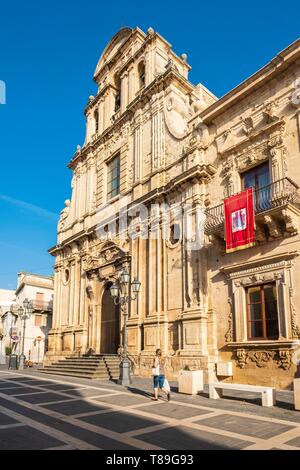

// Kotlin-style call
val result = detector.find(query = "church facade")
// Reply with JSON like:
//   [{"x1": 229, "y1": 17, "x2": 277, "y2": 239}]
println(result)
[{"x1": 47, "y1": 27, "x2": 300, "y2": 388}]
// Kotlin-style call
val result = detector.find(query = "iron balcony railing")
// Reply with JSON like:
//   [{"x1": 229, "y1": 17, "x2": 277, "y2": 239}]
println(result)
[
  {"x1": 205, "y1": 177, "x2": 300, "y2": 233},
  {"x1": 31, "y1": 300, "x2": 53, "y2": 311}
]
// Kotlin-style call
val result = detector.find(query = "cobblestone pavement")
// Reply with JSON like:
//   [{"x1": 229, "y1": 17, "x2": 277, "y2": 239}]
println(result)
[{"x1": 0, "y1": 367, "x2": 300, "y2": 450}]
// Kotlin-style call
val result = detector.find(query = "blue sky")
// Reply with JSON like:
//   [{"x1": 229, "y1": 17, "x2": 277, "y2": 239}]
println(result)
[{"x1": 0, "y1": 0, "x2": 299, "y2": 289}]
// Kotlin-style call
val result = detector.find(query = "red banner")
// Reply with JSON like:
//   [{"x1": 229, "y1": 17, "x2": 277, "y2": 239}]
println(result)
[{"x1": 224, "y1": 188, "x2": 255, "y2": 253}]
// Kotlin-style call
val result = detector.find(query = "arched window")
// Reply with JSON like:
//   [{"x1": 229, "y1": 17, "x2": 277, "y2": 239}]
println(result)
[
  {"x1": 169, "y1": 223, "x2": 181, "y2": 245},
  {"x1": 138, "y1": 62, "x2": 145, "y2": 89},
  {"x1": 114, "y1": 74, "x2": 121, "y2": 112},
  {"x1": 94, "y1": 109, "x2": 99, "y2": 134}
]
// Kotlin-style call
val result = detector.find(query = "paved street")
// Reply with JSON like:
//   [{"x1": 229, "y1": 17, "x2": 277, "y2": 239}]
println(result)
[{"x1": 0, "y1": 368, "x2": 300, "y2": 450}]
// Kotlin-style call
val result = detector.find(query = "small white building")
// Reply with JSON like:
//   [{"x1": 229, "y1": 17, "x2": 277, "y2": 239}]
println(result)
[
  {"x1": 0, "y1": 289, "x2": 17, "y2": 364},
  {"x1": 0, "y1": 273, "x2": 53, "y2": 364}
]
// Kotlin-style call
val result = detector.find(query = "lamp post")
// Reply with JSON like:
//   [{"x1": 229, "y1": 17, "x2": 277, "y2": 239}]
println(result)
[
  {"x1": 18, "y1": 298, "x2": 33, "y2": 370},
  {"x1": 110, "y1": 269, "x2": 141, "y2": 386}
]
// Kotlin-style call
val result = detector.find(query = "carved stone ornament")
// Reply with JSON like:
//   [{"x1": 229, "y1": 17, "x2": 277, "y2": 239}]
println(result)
[
  {"x1": 263, "y1": 100, "x2": 280, "y2": 123},
  {"x1": 277, "y1": 349, "x2": 293, "y2": 370},
  {"x1": 225, "y1": 298, "x2": 233, "y2": 342},
  {"x1": 248, "y1": 350, "x2": 275, "y2": 368},
  {"x1": 236, "y1": 349, "x2": 248, "y2": 368},
  {"x1": 58, "y1": 199, "x2": 71, "y2": 231},
  {"x1": 217, "y1": 128, "x2": 237, "y2": 154},
  {"x1": 82, "y1": 255, "x2": 100, "y2": 272},
  {"x1": 164, "y1": 90, "x2": 189, "y2": 140},
  {"x1": 82, "y1": 241, "x2": 127, "y2": 273},
  {"x1": 187, "y1": 118, "x2": 210, "y2": 149},
  {"x1": 236, "y1": 349, "x2": 275, "y2": 368},
  {"x1": 290, "y1": 289, "x2": 300, "y2": 339},
  {"x1": 240, "y1": 116, "x2": 254, "y2": 135}
]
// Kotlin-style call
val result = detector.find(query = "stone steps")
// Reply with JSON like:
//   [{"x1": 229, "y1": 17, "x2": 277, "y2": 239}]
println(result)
[{"x1": 39, "y1": 354, "x2": 120, "y2": 380}]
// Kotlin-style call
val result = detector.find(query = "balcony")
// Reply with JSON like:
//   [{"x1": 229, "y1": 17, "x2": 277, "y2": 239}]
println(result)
[
  {"x1": 205, "y1": 178, "x2": 300, "y2": 244},
  {"x1": 31, "y1": 300, "x2": 53, "y2": 312}
]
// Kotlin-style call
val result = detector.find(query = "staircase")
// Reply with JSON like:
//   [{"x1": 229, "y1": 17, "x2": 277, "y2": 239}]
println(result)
[{"x1": 38, "y1": 355, "x2": 120, "y2": 381}]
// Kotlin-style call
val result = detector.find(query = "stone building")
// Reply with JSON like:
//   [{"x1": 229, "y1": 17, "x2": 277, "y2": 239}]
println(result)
[
  {"x1": 0, "y1": 274, "x2": 53, "y2": 364},
  {"x1": 47, "y1": 27, "x2": 300, "y2": 388}
]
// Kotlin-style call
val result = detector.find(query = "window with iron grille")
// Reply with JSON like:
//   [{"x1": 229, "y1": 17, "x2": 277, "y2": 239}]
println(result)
[{"x1": 107, "y1": 154, "x2": 120, "y2": 200}]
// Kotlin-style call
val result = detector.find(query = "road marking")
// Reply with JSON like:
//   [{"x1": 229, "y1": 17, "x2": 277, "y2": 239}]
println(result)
[{"x1": 0, "y1": 423, "x2": 25, "y2": 430}]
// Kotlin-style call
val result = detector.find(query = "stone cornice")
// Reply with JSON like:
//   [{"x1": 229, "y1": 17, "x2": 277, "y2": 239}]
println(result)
[
  {"x1": 218, "y1": 118, "x2": 285, "y2": 158},
  {"x1": 49, "y1": 162, "x2": 216, "y2": 252},
  {"x1": 220, "y1": 251, "x2": 300, "y2": 276}
]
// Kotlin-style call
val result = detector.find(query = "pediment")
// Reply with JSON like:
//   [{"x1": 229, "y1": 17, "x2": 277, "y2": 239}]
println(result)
[{"x1": 94, "y1": 28, "x2": 132, "y2": 77}]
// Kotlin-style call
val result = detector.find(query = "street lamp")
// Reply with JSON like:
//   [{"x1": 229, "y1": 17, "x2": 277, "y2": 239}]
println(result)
[
  {"x1": 18, "y1": 298, "x2": 33, "y2": 370},
  {"x1": 110, "y1": 269, "x2": 141, "y2": 386}
]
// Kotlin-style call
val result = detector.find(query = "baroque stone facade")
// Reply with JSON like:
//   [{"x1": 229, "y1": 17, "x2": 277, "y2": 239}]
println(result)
[{"x1": 47, "y1": 28, "x2": 300, "y2": 388}]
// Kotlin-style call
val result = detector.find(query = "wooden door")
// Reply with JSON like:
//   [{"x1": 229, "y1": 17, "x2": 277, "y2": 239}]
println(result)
[{"x1": 100, "y1": 285, "x2": 120, "y2": 354}]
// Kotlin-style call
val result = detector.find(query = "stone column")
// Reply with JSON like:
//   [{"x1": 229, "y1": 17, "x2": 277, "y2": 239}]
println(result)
[
  {"x1": 276, "y1": 274, "x2": 288, "y2": 339},
  {"x1": 70, "y1": 173, "x2": 78, "y2": 222},
  {"x1": 290, "y1": 81, "x2": 300, "y2": 148},
  {"x1": 68, "y1": 260, "x2": 76, "y2": 326},
  {"x1": 134, "y1": 113, "x2": 142, "y2": 182},
  {"x1": 131, "y1": 237, "x2": 138, "y2": 318},
  {"x1": 121, "y1": 72, "x2": 128, "y2": 113},
  {"x1": 128, "y1": 66, "x2": 134, "y2": 103},
  {"x1": 103, "y1": 91, "x2": 109, "y2": 129},
  {"x1": 76, "y1": 165, "x2": 82, "y2": 220},
  {"x1": 79, "y1": 166, "x2": 87, "y2": 219},
  {"x1": 147, "y1": 237, "x2": 155, "y2": 316},
  {"x1": 151, "y1": 108, "x2": 159, "y2": 171},
  {"x1": 73, "y1": 255, "x2": 81, "y2": 327},
  {"x1": 233, "y1": 280, "x2": 248, "y2": 342},
  {"x1": 99, "y1": 98, "x2": 104, "y2": 134},
  {"x1": 85, "y1": 111, "x2": 93, "y2": 143},
  {"x1": 52, "y1": 264, "x2": 60, "y2": 328}
]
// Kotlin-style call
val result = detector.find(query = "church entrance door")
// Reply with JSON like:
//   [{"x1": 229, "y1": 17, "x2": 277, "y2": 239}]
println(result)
[{"x1": 100, "y1": 283, "x2": 120, "y2": 354}]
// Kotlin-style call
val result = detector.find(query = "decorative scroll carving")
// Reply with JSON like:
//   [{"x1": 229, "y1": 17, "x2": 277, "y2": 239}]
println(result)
[
  {"x1": 277, "y1": 349, "x2": 293, "y2": 370},
  {"x1": 290, "y1": 288, "x2": 300, "y2": 339},
  {"x1": 255, "y1": 224, "x2": 267, "y2": 242},
  {"x1": 82, "y1": 255, "x2": 100, "y2": 272},
  {"x1": 225, "y1": 298, "x2": 233, "y2": 342},
  {"x1": 187, "y1": 119, "x2": 211, "y2": 150},
  {"x1": 282, "y1": 209, "x2": 299, "y2": 236},
  {"x1": 263, "y1": 100, "x2": 280, "y2": 123},
  {"x1": 236, "y1": 349, "x2": 275, "y2": 368},
  {"x1": 58, "y1": 199, "x2": 71, "y2": 231},
  {"x1": 221, "y1": 157, "x2": 236, "y2": 197},
  {"x1": 240, "y1": 116, "x2": 254, "y2": 136},
  {"x1": 237, "y1": 271, "x2": 283, "y2": 287},
  {"x1": 236, "y1": 349, "x2": 248, "y2": 368},
  {"x1": 217, "y1": 128, "x2": 237, "y2": 154},
  {"x1": 234, "y1": 346, "x2": 298, "y2": 371},
  {"x1": 248, "y1": 350, "x2": 275, "y2": 368},
  {"x1": 82, "y1": 241, "x2": 127, "y2": 273},
  {"x1": 264, "y1": 215, "x2": 282, "y2": 239},
  {"x1": 164, "y1": 89, "x2": 189, "y2": 139}
]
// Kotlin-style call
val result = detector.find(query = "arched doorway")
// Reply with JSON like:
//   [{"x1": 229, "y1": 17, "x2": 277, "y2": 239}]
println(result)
[{"x1": 100, "y1": 283, "x2": 120, "y2": 354}]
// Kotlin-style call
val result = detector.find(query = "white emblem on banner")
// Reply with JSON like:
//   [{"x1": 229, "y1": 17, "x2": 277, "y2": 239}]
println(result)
[{"x1": 232, "y1": 208, "x2": 247, "y2": 232}]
